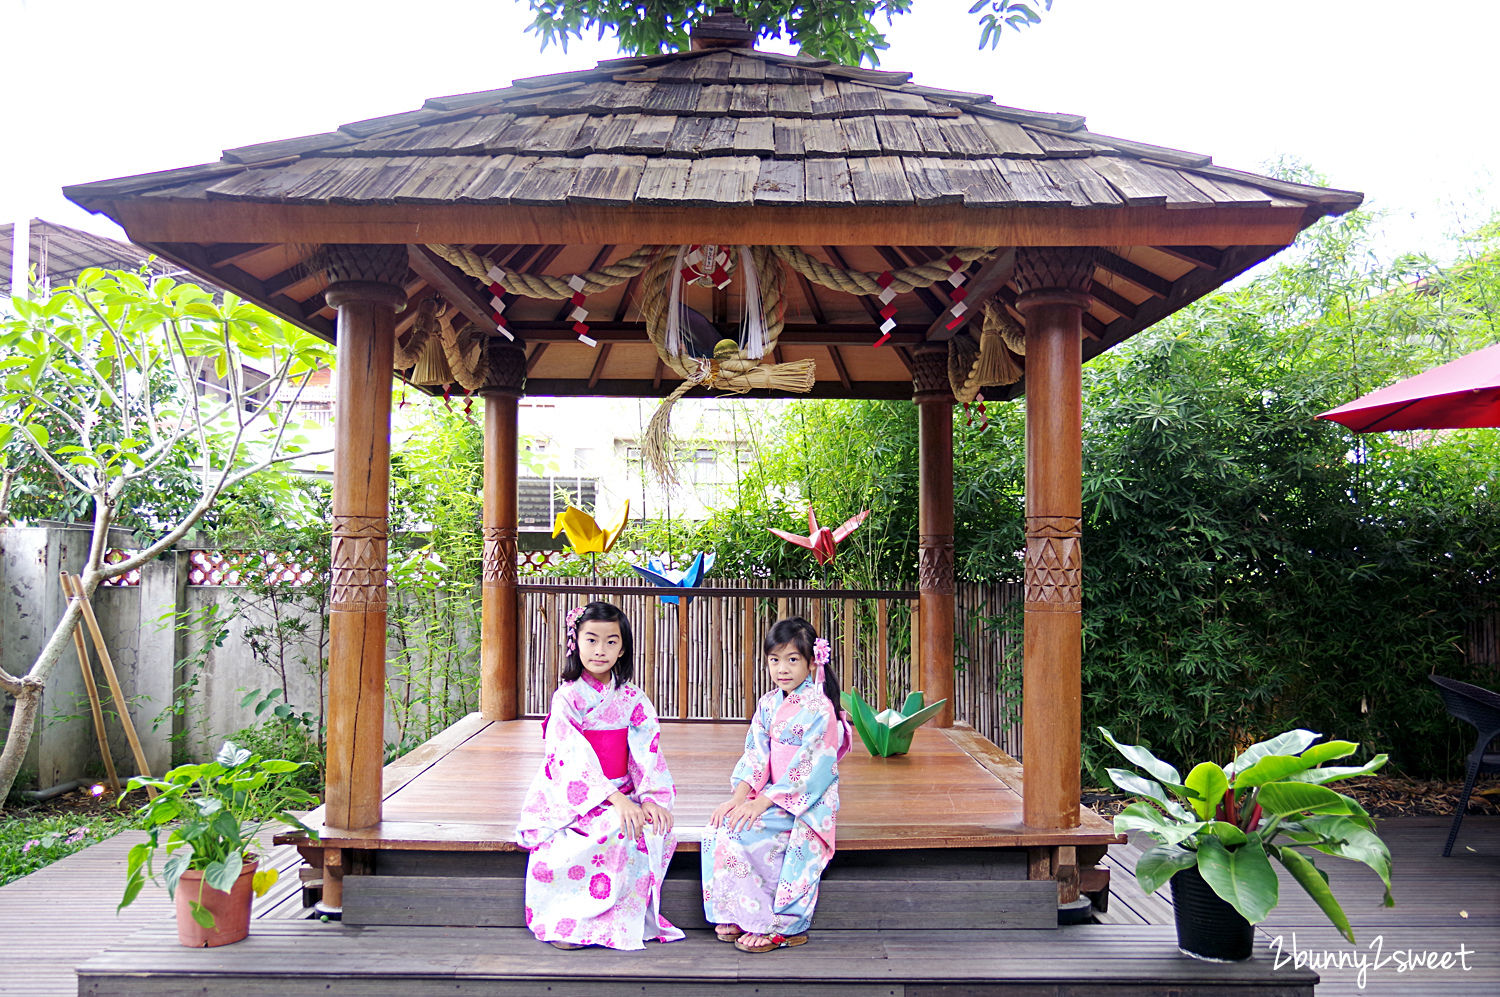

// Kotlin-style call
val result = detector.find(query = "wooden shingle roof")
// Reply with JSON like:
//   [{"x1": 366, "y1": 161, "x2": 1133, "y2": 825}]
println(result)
[{"x1": 63, "y1": 45, "x2": 1362, "y2": 400}]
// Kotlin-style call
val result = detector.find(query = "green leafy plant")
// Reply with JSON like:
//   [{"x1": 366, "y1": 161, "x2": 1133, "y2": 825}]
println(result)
[
  {"x1": 118, "y1": 741, "x2": 319, "y2": 928},
  {"x1": 1100, "y1": 727, "x2": 1393, "y2": 942},
  {"x1": 523, "y1": 1, "x2": 1052, "y2": 67}
]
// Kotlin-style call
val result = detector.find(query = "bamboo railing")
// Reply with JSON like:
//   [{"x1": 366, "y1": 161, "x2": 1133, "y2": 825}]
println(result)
[{"x1": 518, "y1": 577, "x2": 1026, "y2": 757}]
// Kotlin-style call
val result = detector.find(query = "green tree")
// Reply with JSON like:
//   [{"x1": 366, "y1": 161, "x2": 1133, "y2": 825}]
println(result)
[
  {"x1": 670, "y1": 208, "x2": 1500, "y2": 779},
  {"x1": 522, "y1": 1, "x2": 1052, "y2": 66},
  {"x1": 0, "y1": 269, "x2": 333, "y2": 806}
]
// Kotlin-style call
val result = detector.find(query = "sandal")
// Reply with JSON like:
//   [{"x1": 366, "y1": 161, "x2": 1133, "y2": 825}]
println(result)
[
  {"x1": 734, "y1": 932, "x2": 808, "y2": 954},
  {"x1": 715, "y1": 923, "x2": 743, "y2": 942},
  {"x1": 549, "y1": 940, "x2": 589, "y2": 950}
]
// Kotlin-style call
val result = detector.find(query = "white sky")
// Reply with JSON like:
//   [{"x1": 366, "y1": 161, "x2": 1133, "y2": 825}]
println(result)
[{"x1": 3, "y1": 0, "x2": 1495, "y2": 258}]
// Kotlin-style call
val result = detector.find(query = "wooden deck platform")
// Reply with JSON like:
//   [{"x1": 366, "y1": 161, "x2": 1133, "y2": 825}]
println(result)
[
  {"x1": 2, "y1": 799, "x2": 1488, "y2": 994},
  {"x1": 299, "y1": 714, "x2": 1121, "y2": 852}
]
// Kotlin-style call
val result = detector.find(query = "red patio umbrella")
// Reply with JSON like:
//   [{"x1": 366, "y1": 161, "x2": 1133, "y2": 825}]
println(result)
[{"x1": 1317, "y1": 341, "x2": 1500, "y2": 431}]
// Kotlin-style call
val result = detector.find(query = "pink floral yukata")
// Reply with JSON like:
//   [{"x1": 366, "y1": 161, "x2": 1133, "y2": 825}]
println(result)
[
  {"x1": 700, "y1": 675, "x2": 852, "y2": 936},
  {"x1": 515, "y1": 672, "x2": 682, "y2": 949}
]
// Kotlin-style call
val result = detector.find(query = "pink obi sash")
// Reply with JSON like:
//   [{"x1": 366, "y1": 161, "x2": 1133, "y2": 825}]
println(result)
[
  {"x1": 583, "y1": 728, "x2": 630, "y2": 779},
  {"x1": 769, "y1": 740, "x2": 798, "y2": 784}
]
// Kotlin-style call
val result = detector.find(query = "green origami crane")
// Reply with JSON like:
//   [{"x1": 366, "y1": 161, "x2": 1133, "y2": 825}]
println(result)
[{"x1": 841, "y1": 689, "x2": 948, "y2": 757}]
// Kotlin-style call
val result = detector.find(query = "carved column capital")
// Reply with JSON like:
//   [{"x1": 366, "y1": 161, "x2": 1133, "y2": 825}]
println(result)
[
  {"x1": 317, "y1": 245, "x2": 410, "y2": 309},
  {"x1": 330, "y1": 515, "x2": 389, "y2": 613},
  {"x1": 1024, "y1": 515, "x2": 1082, "y2": 612},
  {"x1": 918, "y1": 534, "x2": 956, "y2": 595},
  {"x1": 1013, "y1": 248, "x2": 1097, "y2": 315},
  {"x1": 481, "y1": 342, "x2": 527, "y2": 396},
  {"x1": 483, "y1": 526, "x2": 519, "y2": 585},
  {"x1": 911, "y1": 345, "x2": 954, "y2": 403}
]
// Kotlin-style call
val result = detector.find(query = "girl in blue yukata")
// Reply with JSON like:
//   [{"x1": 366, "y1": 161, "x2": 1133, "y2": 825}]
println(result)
[
  {"x1": 515, "y1": 601, "x2": 681, "y2": 950},
  {"x1": 700, "y1": 616, "x2": 853, "y2": 954}
]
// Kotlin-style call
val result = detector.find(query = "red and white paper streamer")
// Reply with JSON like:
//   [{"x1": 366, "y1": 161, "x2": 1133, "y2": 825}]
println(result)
[
  {"x1": 484, "y1": 264, "x2": 515, "y2": 342},
  {"x1": 942, "y1": 256, "x2": 971, "y2": 331},
  {"x1": 873, "y1": 270, "x2": 898, "y2": 347}
]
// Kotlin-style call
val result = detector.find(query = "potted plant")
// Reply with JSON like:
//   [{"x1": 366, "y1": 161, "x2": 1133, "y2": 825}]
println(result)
[
  {"x1": 1099, "y1": 727, "x2": 1393, "y2": 962},
  {"x1": 118, "y1": 741, "x2": 320, "y2": 947}
]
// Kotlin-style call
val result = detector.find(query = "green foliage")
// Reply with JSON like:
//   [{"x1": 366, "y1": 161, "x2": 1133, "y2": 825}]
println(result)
[
  {"x1": 386, "y1": 400, "x2": 485, "y2": 754},
  {"x1": 522, "y1": 0, "x2": 1050, "y2": 67},
  {"x1": 1102, "y1": 727, "x2": 1392, "y2": 941},
  {"x1": 0, "y1": 268, "x2": 332, "y2": 537},
  {"x1": 0, "y1": 805, "x2": 133, "y2": 888},
  {"x1": 229, "y1": 689, "x2": 324, "y2": 797},
  {"x1": 687, "y1": 209, "x2": 1500, "y2": 781},
  {"x1": 118, "y1": 741, "x2": 319, "y2": 926}
]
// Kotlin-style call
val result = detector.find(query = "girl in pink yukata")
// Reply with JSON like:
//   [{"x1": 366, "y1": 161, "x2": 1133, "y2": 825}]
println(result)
[
  {"x1": 515, "y1": 601, "x2": 681, "y2": 950},
  {"x1": 701, "y1": 616, "x2": 853, "y2": 954}
]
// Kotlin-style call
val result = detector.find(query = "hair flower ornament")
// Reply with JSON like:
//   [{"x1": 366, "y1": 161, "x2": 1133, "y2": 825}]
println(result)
[{"x1": 564, "y1": 605, "x2": 586, "y2": 656}]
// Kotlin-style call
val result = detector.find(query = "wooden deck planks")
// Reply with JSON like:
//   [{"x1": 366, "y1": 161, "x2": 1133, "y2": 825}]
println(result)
[
  {"x1": 76, "y1": 924, "x2": 1319, "y2": 996},
  {"x1": 300, "y1": 717, "x2": 1120, "y2": 851}
]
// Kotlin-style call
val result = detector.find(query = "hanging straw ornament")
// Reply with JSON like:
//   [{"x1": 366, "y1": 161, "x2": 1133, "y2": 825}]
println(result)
[
  {"x1": 642, "y1": 245, "x2": 813, "y2": 484},
  {"x1": 410, "y1": 323, "x2": 454, "y2": 386}
]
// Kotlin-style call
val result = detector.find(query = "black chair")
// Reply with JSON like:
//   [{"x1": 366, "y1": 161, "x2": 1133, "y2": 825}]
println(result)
[{"x1": 1429, "y1": 675, "x2": 1500, "y2": 856}]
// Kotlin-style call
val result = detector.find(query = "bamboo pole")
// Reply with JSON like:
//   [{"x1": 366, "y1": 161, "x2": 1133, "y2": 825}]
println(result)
[
  {"x1": 63, "y1": 572, "x2": 152, "y2": 791},
  {"x1": 842, "y1": 598, "x2": 856, "y2": 695},
  {"x1": 676, "y1": 598, "x2": 690, "y2": 719},
  {"x1": 877, "y1": 598, "x2": 889, "y2": 711},
  {"x1": 59, "y1": 572, "x2": 119, "y2": 794},
  {"x1": 742, "y1": 597, "x2": 756, "y2": 719}
]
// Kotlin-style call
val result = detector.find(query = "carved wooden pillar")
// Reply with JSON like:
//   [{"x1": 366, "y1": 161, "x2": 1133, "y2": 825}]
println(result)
[
  {"x1": 481, "y1": 344, "x2": 526, "y2": 720},
  {"x1": 912, "y1": 346, "x2": 956, "y2": 727},
  {"x1": 321, "y1": 246, "x2": 406, "y2": 837},
  {"x1": 1015, "y1": 248, "x2": 1095, "y2": 830}
]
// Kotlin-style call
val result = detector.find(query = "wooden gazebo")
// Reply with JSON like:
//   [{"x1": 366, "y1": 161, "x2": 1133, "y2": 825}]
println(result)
[{"x1": 66, "y1": 13, "x2": 1356, "y2": 990}]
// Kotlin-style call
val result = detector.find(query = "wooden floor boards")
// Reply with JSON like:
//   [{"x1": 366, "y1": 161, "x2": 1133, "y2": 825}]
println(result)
[{"x1": 299, "y1": 716, "x2": 1120, "y2": 852}]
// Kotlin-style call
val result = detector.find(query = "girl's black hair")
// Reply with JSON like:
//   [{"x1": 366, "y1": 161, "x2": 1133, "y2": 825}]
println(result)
[
  {"x1": 561, "y1": 601, "x2": 634, "y2": 687},
  {"x1": 763, "y1": 616, "x2": 841, "y2": 710}
]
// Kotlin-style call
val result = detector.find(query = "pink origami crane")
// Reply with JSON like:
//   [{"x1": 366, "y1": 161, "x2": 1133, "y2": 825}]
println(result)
[{"x1": 769, "y1": 508, "x2": 870, "y2": 566}]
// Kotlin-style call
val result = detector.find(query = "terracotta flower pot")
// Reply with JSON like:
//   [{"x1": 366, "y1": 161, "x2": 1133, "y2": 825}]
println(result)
[
  {"x1": 1170, "y1": 866, "x2": 1255, "y2": 962},
  {"x1": 174, "y1": 860, "x2": 257, "y2": 947}
]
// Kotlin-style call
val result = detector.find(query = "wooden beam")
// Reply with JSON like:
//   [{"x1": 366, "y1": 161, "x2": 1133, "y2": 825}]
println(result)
[
  {"x1": 1156, "y1": 245, "x2": 1223, "y2": 269},
  {"x1": 107, "y1": 200, "x2": 1315, "y2": 251},
  {"x1": 526, "y1": 342, "x2": 548, "y2": 373},
  {"x1": 586, "y1": 343, "x2": 613, "y2": 388},
  {"x1": 1096, "y1": 250, "x2": 1172, "y2": 299},
  {"x1": 525, "y1": 377, "x2": 916, "y2": 400},
  {"x1": 827, "y1": 345, "x2": 852, "y2": 390},
  {"x1": 153, "y1": 242, "x2": 336, "y2": 341},
  {"x1": 406, "y1": 245, "x2": 501, "y2": 335},
  {"x1": 1087, "y1": 280, "x2": 1138, "y2": 322},
  {"x1": 509, "y1": 321, "x2": 927, "y2": 346},
  {"x1": 923, "y1": 248, "x2": 1016, "y2": 342}
]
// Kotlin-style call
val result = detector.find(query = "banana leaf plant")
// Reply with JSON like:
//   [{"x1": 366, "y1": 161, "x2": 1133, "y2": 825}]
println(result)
[
  {"x1": 842, "y1": 690, "x2": 946, "y2": 756},
  {"x1": 1099, "y1": 727, "x2": 1393, "y2": 943}
]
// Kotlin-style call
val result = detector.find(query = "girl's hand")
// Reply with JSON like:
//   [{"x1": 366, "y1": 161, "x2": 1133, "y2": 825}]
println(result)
[
  {"x1": 708, "y1": 798, "x2": 737, "y2": 828},
  {"x1": 720, "y1": 795, "x2": 773, "y2": 832},
  {"x1": 641, "y1": 799, "x2": 674, "y2": 835},
  {"x1": 610, "y1": 792, "x2": 646, "y2": 841}
]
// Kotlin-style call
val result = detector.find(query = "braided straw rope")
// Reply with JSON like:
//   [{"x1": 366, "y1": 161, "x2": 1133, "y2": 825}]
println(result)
[
  {"x1": 640, "y1": 246, "x2": 814, "y2": 484},
  {"x1": 771, "y1": 245, "x2": 994, "y2": 295},
  {"x1": 427, "y1": 244, "x2": 658, "y2": 297}
]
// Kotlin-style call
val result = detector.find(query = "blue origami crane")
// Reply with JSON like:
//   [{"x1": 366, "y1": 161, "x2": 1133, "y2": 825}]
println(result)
[{"x1": 631, "y1": 551, "x2": 715, "y2": 604}]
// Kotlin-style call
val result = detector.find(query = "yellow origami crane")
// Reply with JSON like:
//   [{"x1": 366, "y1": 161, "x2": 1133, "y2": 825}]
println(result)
[{"x1": 552, "y1": 501, "x2": 630, "y2": 555}]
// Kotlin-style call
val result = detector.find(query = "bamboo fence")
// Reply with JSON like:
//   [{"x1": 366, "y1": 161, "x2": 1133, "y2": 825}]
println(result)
[{"x1": 519, "y1": 577, "x2": 1025, "y2": 757}]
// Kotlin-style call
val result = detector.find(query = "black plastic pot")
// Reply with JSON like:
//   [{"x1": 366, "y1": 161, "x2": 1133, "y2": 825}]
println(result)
[{"x1": 1170, "y1": 866, "x2": 1255, "y2": 962}]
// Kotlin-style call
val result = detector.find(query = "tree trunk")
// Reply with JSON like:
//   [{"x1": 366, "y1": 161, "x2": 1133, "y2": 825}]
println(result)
[{"x1": 0, "y1": 596, "x2": 87, "y2": 807}]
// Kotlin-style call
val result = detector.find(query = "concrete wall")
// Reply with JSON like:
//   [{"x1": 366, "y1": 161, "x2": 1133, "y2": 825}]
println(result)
[
  {"x1": 0, "y1": 526, "x2": 172, "y2": 786},
  {"x1": 1, "y1": 526, "x2": 481, "y2": 789}
]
